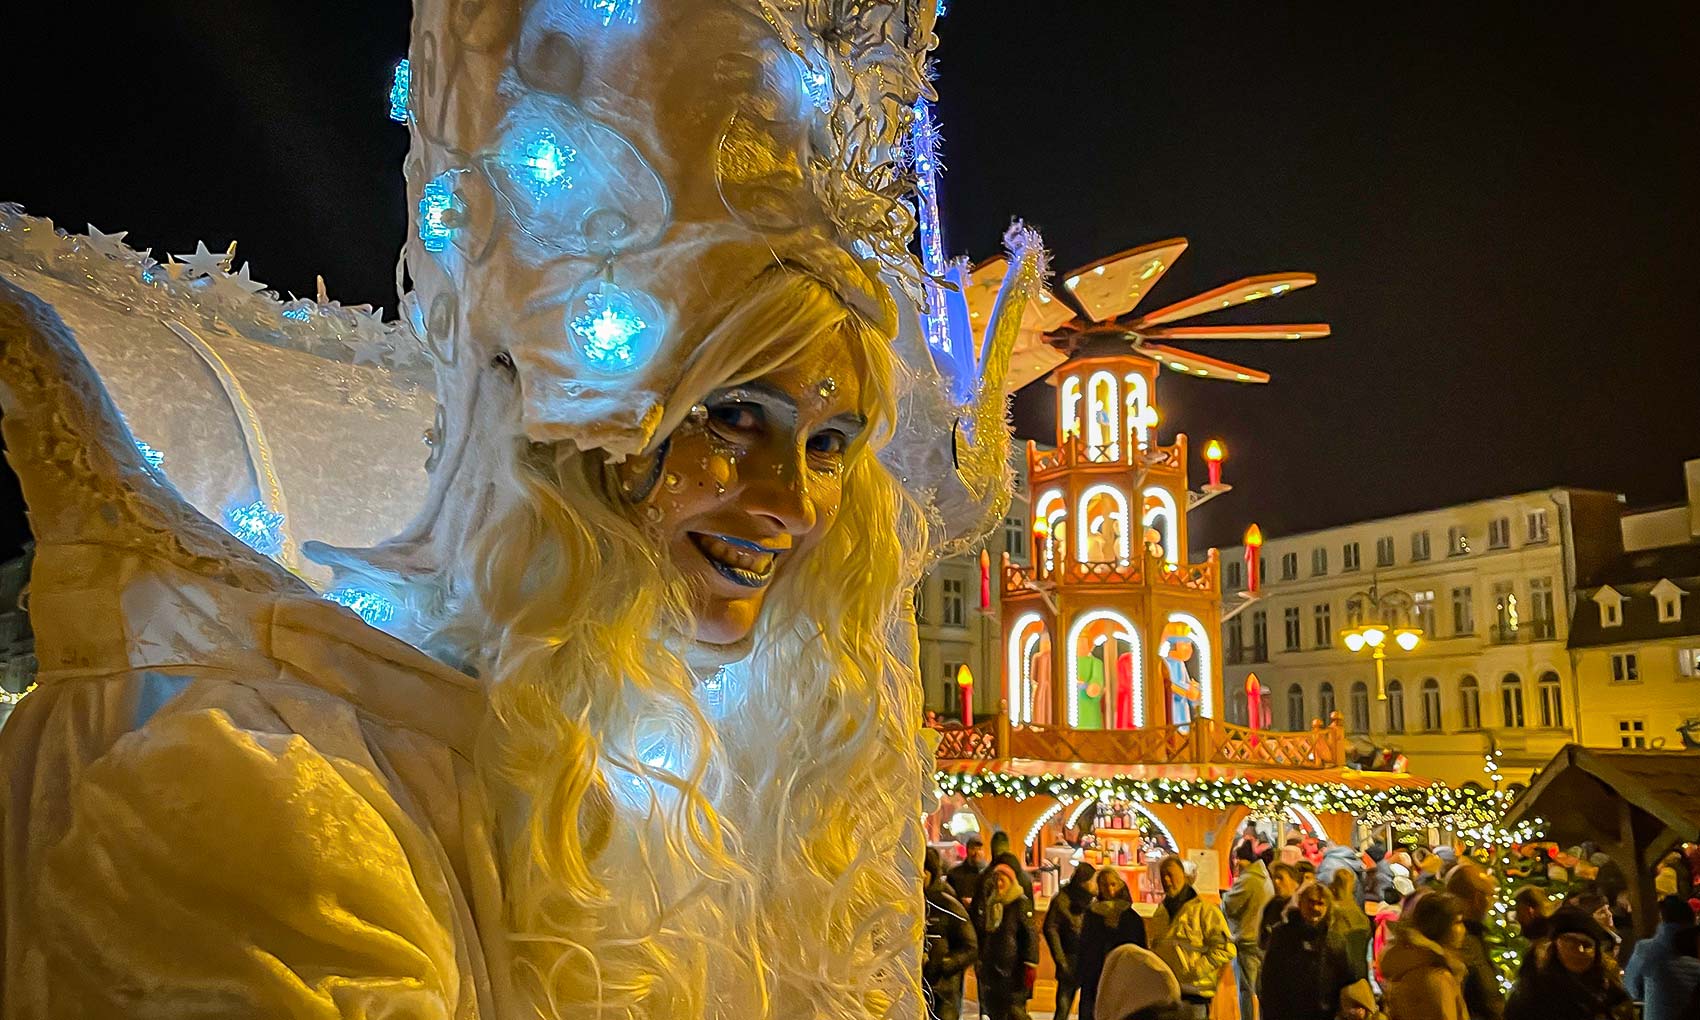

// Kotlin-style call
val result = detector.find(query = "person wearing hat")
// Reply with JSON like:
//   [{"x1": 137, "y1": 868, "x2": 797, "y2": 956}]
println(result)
[
  {"x1": 1339, "y1": 978, "x2": 1387, "y2": 1020},
  {"x1": 924, "y1": 847, "x2": 979, "y2": 1020},
  {"x1": 1095, "y1": 943, "x2": 1186, "y2": 1020},
  {"x1": 972, "y1": 862, "x2": 1040, "y2": 1020},
  {"x1": 1444, "y1": 864, "x2": 1505, "y2": 1020},
  {"x1": 1260, "y1": 880, "x2": 1366, "y2": 1020},
  {"x1": 1504, "y1": 907, "x2": 1633, "y2": 1020},
  {"x1": 1044, "y1": 862, "x2": 1098, "y2": 1020},
  {"x1": 1373, "y1": 869, "x2": 1418, "y2": 987}
]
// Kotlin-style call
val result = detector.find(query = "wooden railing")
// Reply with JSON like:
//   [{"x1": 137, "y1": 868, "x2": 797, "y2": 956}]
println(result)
[
  {"x1": 999, "y1": 555, "x2": 1215, "y2": 597},
  {"x1": 932, "y1": 712, "x2": 1347, "y2": 770},
  {"x1": 1028, "y1": 435, "x2": 1186, "y2": 477}
]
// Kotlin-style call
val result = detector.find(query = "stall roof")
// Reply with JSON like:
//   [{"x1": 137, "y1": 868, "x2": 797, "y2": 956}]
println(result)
[{"x1": 1502, "y1": 744, "x2": 1700, "y2": 847}]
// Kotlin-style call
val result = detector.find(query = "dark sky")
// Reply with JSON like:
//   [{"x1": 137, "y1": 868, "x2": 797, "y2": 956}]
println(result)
[{"x1": 2, "y1": 1, "x2": 1697, "y2": 557}]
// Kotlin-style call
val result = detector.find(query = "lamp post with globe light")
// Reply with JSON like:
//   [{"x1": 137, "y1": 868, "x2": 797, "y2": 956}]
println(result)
[{"x1": 1339, "y1": 580, "x2": 1422, "y2": 700}]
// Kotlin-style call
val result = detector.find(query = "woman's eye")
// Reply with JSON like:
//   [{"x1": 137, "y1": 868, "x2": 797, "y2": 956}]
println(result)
[
  {"x1": 707, "y1": 402, "x2": 762, "y2": 434},
  {"x1": 807, "y1": 430, "x2": 848, "y2": 456}
]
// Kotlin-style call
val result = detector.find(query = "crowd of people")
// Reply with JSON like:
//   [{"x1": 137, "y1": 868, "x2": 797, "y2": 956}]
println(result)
[{"x1": 922, "y1": 828, "x2": 1700, "y2": 1020}]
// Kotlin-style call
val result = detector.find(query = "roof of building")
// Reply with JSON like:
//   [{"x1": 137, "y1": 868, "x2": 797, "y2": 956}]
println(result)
[
  {"x1": 1503, "y1": 744, "x2": 1700, "y2": 849},
  {"x1": 1569, "y1": 537, "x2": 1700, "y2": 646}
]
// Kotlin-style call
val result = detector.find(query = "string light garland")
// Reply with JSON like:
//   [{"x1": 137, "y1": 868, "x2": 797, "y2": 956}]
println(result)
[{"x1": 934, "y1": 768, "x2": 1515, "y2": 831}]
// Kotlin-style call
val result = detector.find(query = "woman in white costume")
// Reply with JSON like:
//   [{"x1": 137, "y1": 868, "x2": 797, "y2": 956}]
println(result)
[{"x1": 0, "y1": 0, "x2": 1043, "y2": 1017}]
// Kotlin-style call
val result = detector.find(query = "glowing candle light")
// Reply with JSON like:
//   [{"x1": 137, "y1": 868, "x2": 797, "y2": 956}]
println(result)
[
  {"x1": 957, "y1": 664, "x2": 975, "y2": 727},
  {"x1": 979, "y1": 548, "x2": 991, "y2": 611},
  {"x1": 1205, "y1": 439, "x2": 1226, "y2": 488},
  {"x1": 1244, "y1": 523, "x2": 1263, "y2": 594}
]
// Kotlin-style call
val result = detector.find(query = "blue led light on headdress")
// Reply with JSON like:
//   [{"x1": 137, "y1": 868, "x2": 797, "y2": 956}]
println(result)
[
  {"x1": 417, "y1": 173, "x2": 458, "y2": 253},
  {"x1": 135, "y1": 440, "x2": 165, "y2": 471},
  {"x1": 224, "y1": 500, "x2": 286, "y2": 557},
  {"x1": 565, "y1": 278, "x2": 663, "y2": 373},
  {"x1": 910, "y1": 99, "x2": 951, "y2": 355},
  {"x1": 506, "y1": 128, "x2": 577, "y2": 197},
  {"x1": 581, "y1": 0, "x2": 641, "y2": 27},
  {"x1": 325, "y1": 587, "x2": 398, "y2": 626},
  {"x1": 389, "y1": 60, "x2": 410, "y2": 123}
]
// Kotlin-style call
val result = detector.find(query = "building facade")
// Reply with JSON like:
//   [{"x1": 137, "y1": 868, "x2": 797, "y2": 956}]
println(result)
[
  {"x1": 1568, "y1": 459, "x2": 1700, "y2": 752},
  {"x1": 1216, "y1": 490, "x2": 1625, "y2": 787}
]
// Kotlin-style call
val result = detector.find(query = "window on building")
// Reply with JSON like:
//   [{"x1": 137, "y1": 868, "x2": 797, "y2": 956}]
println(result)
[
  {"x1": 1283, "y1": 607, "x2": 1302, "y2": 651},
  {"x1": 1345, "y1": 597, "x2": 1364, "y2": 628},
  {"x1": 1376, "y1": 536, "x2": 1395, "y2": 568},
  {"x1": 1526, "y1": 510, "x2": 1550, "y2": 543},
  {"x1": 1318, "y1": 682, "x2": 1337, "y2": 723},
  {"x1": 1226, "y1": 616, "x2": 1244, "y2": 665},
  {"x1": 1459, "y1": 675, "x2": 1481, "y2": 728},
  {"x1": 1313, "y1": 603, "x2": 1333, "y2": 648},
  {"x1": 1386, "y1": 679, "x2": 1406, "y2": 733},
  {"x1": 1342, "y1": 542, "x2": 1361, "y2": 572},
  {"x1": 1610, "y1": 652, "x2": 1639, "y2": 683},
  {"x1": 1311, "y1": 548, "x2": 1328, "y2": 576},
  {"x1": 1488, "y1": 517, "x2": 1511, "y2": 549},
  {"x1": 1251, "y1": 611, "x2": 1269, "y2": 662},
  {"x1": 1661, "y1": 596, "x2": 1682, "y2": 622},
  {"x1": 1618, "y1": 719, "x2": 1647, "y2": 749},
  {"x1": 1492, "y1": 581, "x2": 1518, "y2": 642},
  {"x1": 1287, "y1": 684, "x2": 1305, "y2": 731},
  {"x1": 1501, "y1": 673, "x2": 1525, "y2": 728},
  {"x1": 1604, "y1": 602, "x2": 1620, "y2": 626},
  {"x1": 1680, "y1": 648, "x2": 1700, "y2": 677},
  {"x1": 1421, "y1": 678, "x2": 1442, "y2": 731},
  {"x1": 1226, "y1": 561, "x2": 1243, "y2": 589},
  {"x1": 941, "y1": 577, "x2": 966, "y2": 627},
  {"x1": 1280, "y1": 553, "x2": 1298, "y2": 581},
  {"x1": 1447, "y1": 526, "x2": 1470, "y2": 556},
  {"x1": 1002, "y1": 516, "x2": 1027, "y2": 559},
  {"x1": 1528, "y1": 577, "x2": 1555, "y2": 640},
  {"x1": 1349, "y1": 681, "x2": 1370, "y2": 733},
  {"x1": 1411, "y1": 530, "x2": 1431, "y2": 561},
  {"x1": 1537, "y1": 671, "x2": 1563, "y2": 728},
  {"x1": 1413, "y1": 590, "x2": 1436, "y2": 637},
  {"x1": 1452, "y1": 587, "x2": 1474, "y2": 635}
]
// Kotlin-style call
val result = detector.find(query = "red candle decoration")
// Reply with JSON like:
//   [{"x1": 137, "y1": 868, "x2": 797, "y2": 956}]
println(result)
[
  {"x1": 1245, "y1": 673, "x2": 1263, "y2": 746},
  {"x1": 1243, "y1": 523, "x2": 1263, "y2": 593},
  {"x1": 957, "y1": 664, "x2": 975, "y2": 726},
  {"x1": 1204, "y1": 439, "x2": 1226, "y2": 488},
  {"x1": 979, "y1": 548, "x2": 991, "y2": 611}
]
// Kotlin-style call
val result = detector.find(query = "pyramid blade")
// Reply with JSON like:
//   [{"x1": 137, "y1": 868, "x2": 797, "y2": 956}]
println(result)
[
  {"x1": 1137, "y1": 323, "x2": 1331, "y2": 341},
  {"x1": 1140, "y1": 344, "x2": 1270, "y2": 383},
  {"x1": 1129, "y1": 273, "x2": 1316, "y2": 328},
  {"x1": 1058, "y1": 238, "x2": 1189, "y2": 323}
]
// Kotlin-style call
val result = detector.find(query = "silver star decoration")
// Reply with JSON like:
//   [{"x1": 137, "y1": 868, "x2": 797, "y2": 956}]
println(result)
[
  {"x1": 85, "y1": 224, "x2": 130, "y2": 259},
  {"x1": 175, "y1": 240, "x2": 229, "y2": 279},
  {"x1": 345, "y1": 336, "x2": 390, "y2": 367},
  {"x1": 224, "y1": 263, "x2": 267, "y2": 295}
]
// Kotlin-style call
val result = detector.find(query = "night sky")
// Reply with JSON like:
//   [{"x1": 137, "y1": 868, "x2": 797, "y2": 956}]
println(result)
[{"x1": 2, "y1": 1, "x2": 1697, "y2": 558}]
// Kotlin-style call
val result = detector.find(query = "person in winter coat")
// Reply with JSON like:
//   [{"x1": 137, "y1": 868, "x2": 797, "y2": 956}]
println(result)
[
  {"x1": 1373, "y1": 873, "x2": 1417, "y2": 986},
  {"x1": 1320, "y1": 844, "x2": 1371, "y2": 910},
  {"x1": 1445, "y1": 864, "x2": 1506, "y2": 1020},
  {"x1": 973, "y1": 862, "x2": 1040, "y2": 1020},
  {"x1": 1263, "y1": 862, "x2": 1304, "y2": 949},
  {"x1": 924, "y1": 847, "x2": 978, "y2": 1020},
  {"x1": 1504, "y1": 907, "x2": 1634, "y2": 1020},
  {"x1": 1339, "y1": 978, "x2": 1387, "y2": 1020},
  {"x1": 1224, "y1": 843, "x2": 1275, "y2": 1020},
  {"x1": 1148, "y1": 855, "x2": 1235, "y2": 1018},
  {"x1": 1624, "y1": 896, "x2": 1699, "y2": 1020},
  {"x1": 1380, "y1": 890, "x2": 1471, "y2": 1020},
  {"x1": 989, "y1": 829, "x2": 1037, "y2": 915},
  {"x1": 1330, "y1": 867, "x2": 1375, "y2": 981},
  {"x1": 1260, "y1": 880, "x2": 1366, "y2": 1020},
  {"x1": 948, "y1": 836, "x2": 987, "y2": 907},
  {"x1": 1077, "y1": 866, "x2": 1148, "y2": 1020},
  {"x1": 1096, "y1": 943, "x2": 1185, "y2": 1020},
  {"x1": 1367, "y1": 843, "x2": 1395, "y2": 906},
  {"x1": 1043, "y1": 863, "x2": 1097, "y2": 1020}
]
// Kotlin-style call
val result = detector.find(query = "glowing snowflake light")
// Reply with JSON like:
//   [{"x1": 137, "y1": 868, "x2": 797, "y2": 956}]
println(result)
[
  {"x1": 134, "y1": 440, "x2": 165, "y2": 470},
  {"x1": 511, "y1": 129, "x2": 576, "y2": 196},
  {"x1": 223, "y1": 500, "x2": 286, "y2": 557},
  {"x1": 799, "y1": 59, "x2": 832, "y2": 112},
  {"x1": 417, "y1": 173, "x2": 457, "y2": 253},
  {"x1": 280, "y1": 305, "x2": 310, "y2": 322},
  {"x1": 389, "y1": 59, "x2": 410, "y2": 123},
  {"x1": 580, "y1": 0, "x2": 640, "y2": 27},
  {"x1": 566, "y1": 280, "x2": 662, "y2": 372},
  {"x1": 325, "y1": 587, "x2": 397, "y2": 626}
]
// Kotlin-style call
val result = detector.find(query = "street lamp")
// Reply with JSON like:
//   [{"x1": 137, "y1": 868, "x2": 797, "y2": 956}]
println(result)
[{"x1": 1339, "y1": 579, "x2": 1422, "y2": 699}]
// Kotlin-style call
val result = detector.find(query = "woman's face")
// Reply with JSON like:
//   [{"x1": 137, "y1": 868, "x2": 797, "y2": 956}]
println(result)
[
  {"x1": 1555, "y1": 932, "x2": 1599, "y2": 974},
  {"x1": 1297, "y1": 887, "x2": 1330, "y2": 926},
  {"x1": 623, "y1": 335, "x2": 865, "y2": 646}
]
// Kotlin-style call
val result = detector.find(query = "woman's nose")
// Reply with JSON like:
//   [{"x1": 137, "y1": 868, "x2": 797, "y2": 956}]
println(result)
[{"x1": 738, "y1": 441, "x2": 816, "y2": 536}]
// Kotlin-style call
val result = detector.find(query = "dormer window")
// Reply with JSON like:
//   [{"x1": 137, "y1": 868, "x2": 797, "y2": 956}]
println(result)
[
  {"x1": 1594, "y1": 586, "x2": 1624, "y2": 628},
  {"x1": 1652, "y1": 579, "x2": 1685, "y2": 623}
]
